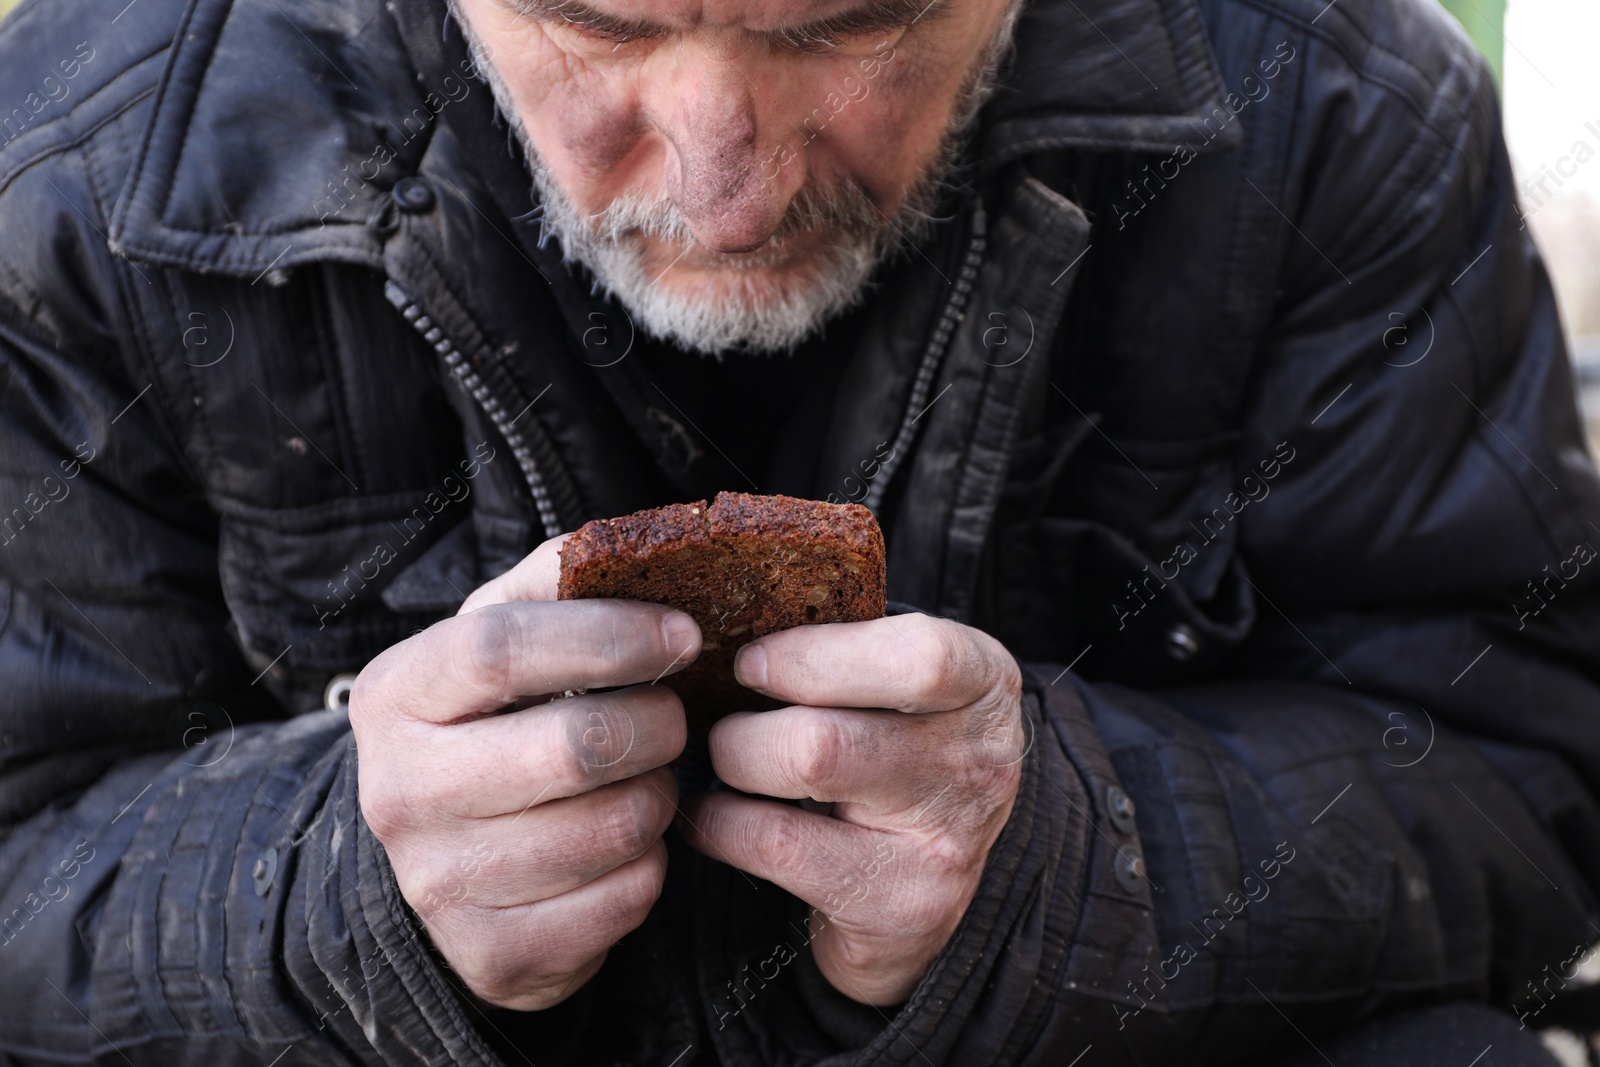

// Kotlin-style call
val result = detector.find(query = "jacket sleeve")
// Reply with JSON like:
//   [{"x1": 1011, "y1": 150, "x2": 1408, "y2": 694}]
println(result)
[
  {"x1": 795, "y1": 656, "x2": 1600, "y2": 1066},
  {"x1": 766, "y1": 12, "x2": 1600, "y2": 1067},
  {"x1": 0, "y1": 151, "x2": 513, "y2": 1066}
]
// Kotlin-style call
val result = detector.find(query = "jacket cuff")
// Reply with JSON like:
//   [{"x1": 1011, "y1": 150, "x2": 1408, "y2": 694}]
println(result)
[
  {"x1": 848, "y1": 676, "x2": 1080, "y2": 1065},
  {"x1": 701, "y1": 664, "x2": 1140, "y2": 1065},
  {"x1": 276, "y1": 717, "x2": 512, "y2": 1065},
  {"x1": 848, "y1": 664, "x2": 1165, "y2": 1065}
]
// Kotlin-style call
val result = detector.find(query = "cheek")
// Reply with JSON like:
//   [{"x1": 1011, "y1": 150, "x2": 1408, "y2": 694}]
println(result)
[
  {"x1": 819, "y1": 75, "x2": 955, "y2": 200},
  {"x1": 554, "y1": 94, "x2": 649, "y2": 180},
  {"x1": 509, "y1": 43, "x2": 650, "y2": 199},
  {"x1": 825, "y1": 0, "x2": 1009, "y2": 195}
]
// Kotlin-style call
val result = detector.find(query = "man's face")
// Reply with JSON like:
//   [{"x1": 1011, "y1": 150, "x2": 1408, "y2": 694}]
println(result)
[{"x1": 451, "y1": 0, "x2": 1020, "y2": 354}]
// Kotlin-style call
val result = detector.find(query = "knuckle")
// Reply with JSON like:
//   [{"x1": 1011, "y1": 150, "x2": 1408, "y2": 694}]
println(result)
[
  {"x1": 821, "y1": 925, "x2": 935, "y2": 996},
  {"x1": 392, "y1": 856, "x2": 450, "y2": 916},
  {"x1": 796, "y1": 712, "x2": 847, "y2": 792},
  {"x1": 887, "y1": 616, "x2": 956, "y2": 705},
  {"x1": 362, "y1": 796, "x2": 406, "y2": 844},
  {"x1": 587, "y1": 606, "x2": 636, "y2": 679},
  {"x1": 346, "y1": 662, "x2": 387, "y2": 729},
  {"x1": 599, "y1": 846, "x2": 667, "y2": 933},
  {"x1": 881, "y1": 645, "x2": 927, "y2": 706},
  {"x1": 433, "y1": 902, "x2": 605, "y2": 1011},
  {"x1": 452, "y1": 927, "x2": 534, "y2": 1005},
  {"x1": 566, "y1": 699, "x2": 638, "y2": 778},
  {"x1": 451, "y1": 610, "x2": 517, "y2": 705},
  {"x1": 399, "y1": 852, "x2": 489, "y2": 927},
  {"x1": 593, "y1": 787, "x2": 659, "y2": 863},
  {"x1": 828, "y1": 931, "x2": 892, "y2": 973},
  {"x1": 466, "y1": 970, "x2": 521, "y2": 1007},
  {"x1": 549, "y1": 708, "x2": 609, "y2": 795},
  {"x1": 965, "y1": 752, "x2": 1021, "y2": 806},
  {"x1": 570, "y1": 603, "x2": 673, "y2": 689},
  {"x1": 916, "y1": 830, "x2": 974, "y2": 883},
  {"x1": 962, "y1": 698, "x2": 1023, "y2": 774},
  {"x1": 759, "y1": 811, "x2": 808, "y2": 873},
  {"x1": 443, "y1": 908, "x2": 573, "y2": 1008},
  {"x1": 992, "y1": 650, "x2": 1024, "y2": 709},
  {"x1": 360, "y1": 768, "x2": 428, "y2": 842},
  {"x1": 636, "y1": 843, "x2": 671, "y2": 900}
]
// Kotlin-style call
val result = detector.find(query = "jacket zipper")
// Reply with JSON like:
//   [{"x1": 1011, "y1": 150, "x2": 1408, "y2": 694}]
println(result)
[
  {"x1": 385, "y1": 200, "x2": 985, "y2": 534},
  {"x1": 383, "y1": 280, "x2": 570, "y2": 541},
  {"x1": 862, "y1": 199, "x2": 988, "y2": 514}
]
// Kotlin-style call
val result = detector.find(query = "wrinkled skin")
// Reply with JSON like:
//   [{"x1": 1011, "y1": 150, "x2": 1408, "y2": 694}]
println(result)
[
  {"x1": 363, "y1": 0, "x2": 1028, "y2": 1009},
  {"x1": 373, "y1": 536, "x2": 1025, "y2": 1008},
  {"x1": 449, "y1": 0, "x2": 1014, "y2": 298},
  {"x1": 350, "y1": 538, "x2": 701, "y2": 1011}
]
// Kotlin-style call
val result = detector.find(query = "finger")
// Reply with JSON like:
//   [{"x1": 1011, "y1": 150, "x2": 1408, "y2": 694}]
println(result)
[
  {"x1": 354, "y1": 599, "x2": 701, "y2": 724},
  {"x1": 734, "y1": 613, "x2": 1015, "y2": 713},
  {"x1": 707, "y1": 706, "x2": 952, "y2": 808},
  {"x1": 370, "y1": 685, "x2": 687, "y2": 824},
  {"x1": 433, "y1": 838, "x2": 668, "y2": 1011},
  {"x1": 396, "y1": 767, "x2": 678, "y2": 910},
  {"x1": 678, "y1": 792, "x2": 898, "y2": 923},
  {"x1": 458, "y1": 534, "x2": 569, "y2": 614}
]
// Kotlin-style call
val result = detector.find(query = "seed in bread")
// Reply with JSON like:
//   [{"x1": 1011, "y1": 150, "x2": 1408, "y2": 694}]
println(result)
[{"x1": 557, "y1": 492, "x2": 887, "y2": 736}]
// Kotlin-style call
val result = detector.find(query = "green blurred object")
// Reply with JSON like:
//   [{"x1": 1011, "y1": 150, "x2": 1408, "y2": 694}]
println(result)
[
  {"x1": 0, "y1": 0, "x2": 18, "y2": 20},
  {"x1": 1439, "y1": 0, "x2": 1507, "y2": 87}
]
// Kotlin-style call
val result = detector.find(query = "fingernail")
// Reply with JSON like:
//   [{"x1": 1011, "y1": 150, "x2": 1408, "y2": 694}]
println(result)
[
  {"x1": 734, "y1": 643, "x2": 767, "y2": 690},
  {"x1": 661, "y1": 611, "x2": 700, "y2": 658}
]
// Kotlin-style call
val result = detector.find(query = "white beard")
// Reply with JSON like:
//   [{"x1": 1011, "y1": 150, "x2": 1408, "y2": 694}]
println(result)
[
  {"x1": 526, "y1": 166, "x2": 910, "y2": 357},
  {"x1": 456, "y1": 4, "x2": 1021, "y2": 356}
]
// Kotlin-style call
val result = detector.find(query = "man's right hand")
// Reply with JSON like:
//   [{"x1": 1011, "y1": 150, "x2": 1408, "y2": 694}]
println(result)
[{"x1": 348, "y1": 542, "x2": 700, "y2": 1011}]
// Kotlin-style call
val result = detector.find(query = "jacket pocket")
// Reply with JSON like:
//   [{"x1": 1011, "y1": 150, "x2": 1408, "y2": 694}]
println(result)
[
  {"x1": 213, "y1": 489, "x2": 480, "y2": 713},
  {"x1": 985, "y1": 516, "x2": 1256, "y2": 685}
]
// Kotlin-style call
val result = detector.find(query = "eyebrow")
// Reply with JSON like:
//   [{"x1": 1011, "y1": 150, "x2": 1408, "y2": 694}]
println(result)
[{"x1": 508, "y1": 0, "x2": 944, "y2": 45}]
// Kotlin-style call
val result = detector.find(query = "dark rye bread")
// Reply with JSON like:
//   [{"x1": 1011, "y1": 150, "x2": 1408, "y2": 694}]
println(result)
[{"x1": 557, "y1": 492, "x2": 887, "y2": 736}]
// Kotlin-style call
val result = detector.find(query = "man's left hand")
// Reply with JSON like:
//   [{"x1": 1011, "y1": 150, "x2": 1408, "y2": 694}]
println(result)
[{"x1": 679, "y1": 613, "x2": 1027, "y2": 1006}]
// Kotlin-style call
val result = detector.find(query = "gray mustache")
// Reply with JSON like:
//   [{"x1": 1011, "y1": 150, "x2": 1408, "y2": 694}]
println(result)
[{"x1": 581, "y1": 178, "x2": 888, "y2": 247}]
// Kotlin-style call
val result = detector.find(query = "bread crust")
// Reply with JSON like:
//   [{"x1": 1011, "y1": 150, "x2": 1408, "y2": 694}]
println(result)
[{"x1": 558, "y1": 492, "x2": 887, "y2": 735}]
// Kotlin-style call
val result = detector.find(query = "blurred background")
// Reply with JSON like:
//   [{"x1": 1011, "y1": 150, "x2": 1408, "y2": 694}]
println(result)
[
  {"x1": 0, "y1": 0, "x2": 1595, "y2": 449},
  {"x1": 1480, "y1": 0, "x2": 1600, "y2": 455},
  {"x1": 0, "y1": 0, "x2": 1596, "y2": 1057}
]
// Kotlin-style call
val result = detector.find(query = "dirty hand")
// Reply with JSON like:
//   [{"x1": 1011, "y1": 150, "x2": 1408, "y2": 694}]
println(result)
[
  {"x1": 679, "y1": 612, "x2": 1026, "y2": 1005},
  {"x1": 349, "y1": 535, "x2": 701, "y2": 1010}
]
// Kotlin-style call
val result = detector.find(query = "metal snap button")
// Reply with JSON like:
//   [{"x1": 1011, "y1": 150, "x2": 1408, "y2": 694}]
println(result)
[
  {"x1": 392, "y1": 177, "x2": 435, "y2": 213},
  {"x1": 1115, "y1": 847, "x2": 1148, "y2": 894},
  {"x1": 1164, "y1": 623, "x2": 1203, "y2": 662},
  {"x1": 1106, "y1": 785, "x2": 1138, "y2": 833},
  {"x1": 252, "y1": 846, "x2": 278, "y2": 896},
  {"x1": 324, "y1": 673, "x2": 358, "y2": 714}
]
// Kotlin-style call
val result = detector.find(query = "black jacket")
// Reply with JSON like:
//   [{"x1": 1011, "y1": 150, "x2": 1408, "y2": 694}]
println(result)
[{"x1": 3, "y1": 0, "x2": 1600, "y2": 1061}]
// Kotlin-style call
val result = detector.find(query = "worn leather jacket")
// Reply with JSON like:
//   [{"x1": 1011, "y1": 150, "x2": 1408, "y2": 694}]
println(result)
[{"x1": 2, "y1": 0, "x2": 1599, "y2": 1061}]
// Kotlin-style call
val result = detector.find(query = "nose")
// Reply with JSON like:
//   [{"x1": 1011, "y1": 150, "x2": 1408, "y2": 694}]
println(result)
[{"x1": 658, "y1": 50, "x2": 805, "y2": 253}]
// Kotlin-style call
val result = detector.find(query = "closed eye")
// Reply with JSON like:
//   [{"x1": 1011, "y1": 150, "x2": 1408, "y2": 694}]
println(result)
[
  {"x1": 510, "y1": 0, "x2": 668, "y2": 46},
  {"x1": 563, "y1": 17, "x2": 667, "y2": 45},
  {"x1": 508, "y1": 0, "x2": 940, "y2": 53},
  {"x1": 770, "y1": 0, "x2": 943, "y2": 54}
]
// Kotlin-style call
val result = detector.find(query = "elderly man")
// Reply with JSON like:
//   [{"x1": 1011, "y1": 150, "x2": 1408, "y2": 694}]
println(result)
[{"x1": 1, "y1": 0, "x2": 1598, "y2": 1062}]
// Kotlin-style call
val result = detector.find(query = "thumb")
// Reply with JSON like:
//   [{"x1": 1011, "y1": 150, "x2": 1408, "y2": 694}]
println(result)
[{"x1": 456, "y1": 533, "x2": 570, "y2": 614}]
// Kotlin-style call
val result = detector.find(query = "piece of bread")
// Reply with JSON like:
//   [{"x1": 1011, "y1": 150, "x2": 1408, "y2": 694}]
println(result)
[{"x1": 557, "y1": 492, "x2": 887, "y2": 736}]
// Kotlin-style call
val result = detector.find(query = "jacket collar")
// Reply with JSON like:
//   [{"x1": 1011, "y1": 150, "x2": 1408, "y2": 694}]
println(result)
[
  {"x1": 983, "y1": 0, "x2": 1240, "y2": 165},
  {"x1": 110, "y1": 0, "x2": 1237, "y2": 276}
]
